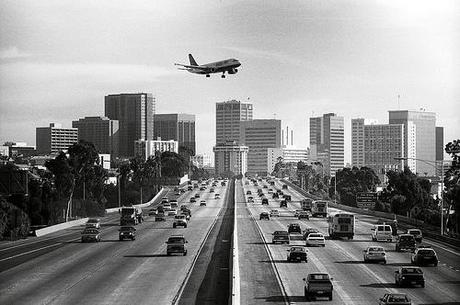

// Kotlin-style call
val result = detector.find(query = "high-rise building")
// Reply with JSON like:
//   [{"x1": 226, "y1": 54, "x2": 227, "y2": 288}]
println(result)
[
  {"x1": 240, "y1": 119, "x2": 281, "y2": 175},
  {"x1": 436, "y1": 126, "x2": 444, "y2": 176},
  {"x1": 36, "y1": 123, "x2": 78, "y2": 155},
  {"x1": 213, "y1": 141, "x2": 248, "y2": 176},
  {"x1": 351, "y1": 119, "x2": 365, "y2": 168},
  {"x1": 154, "y1": 113, "x2": 196, "y2": 155},
  {"x1": 389, "y1": 110, "x2": 436, "y2": 176},
  {"x1": 104, "y1": 93, "x2": 155, "y2": 158},
  {"x1": 267, "y1": 147, "x2": 309, "y2": 174},
  {"x1": 309, "y1": 113, "x2": 344, "y2": 176},
  {"x1": 191, "y1": 154, "x2": 213, "y2": 168},
  {"x1": 72, "y1": 116, "x2": 119, "y2": 157},
  {"x1": 134, "y1": 139, "x2": 178, "y2": 160},
  {"x1": 215, "y1": 100, "x2": 253, "y2": 145}
]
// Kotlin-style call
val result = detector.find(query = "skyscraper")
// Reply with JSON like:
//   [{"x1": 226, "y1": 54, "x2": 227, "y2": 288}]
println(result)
[
  {"x1": 36, "y1": 123, "x2": 78, "y2": 155},
  {"x1": 215, "y1": 100, "x2": 253, "y2": 145},
  {"x1": 240, "y1": 119, "x2": 281, "y2": 175},
  {"x1": 389, "y1": 110, "x2": 436, "y2": 176},
  {"x1": 351, "y1": 118, "x2": 365, "y2": 168},
  {"x1": 104, "y1": 93, "x2": 155, "y2": 158},
  {"x1": 72, "y1": 116, "x2": 119, "y2": 157},
  {"x1": 309, "y1": 113, "x2": 344, "y2": 176},
  {"x1": 154, "y1": 113, "x2": 196, "y2": 155}
]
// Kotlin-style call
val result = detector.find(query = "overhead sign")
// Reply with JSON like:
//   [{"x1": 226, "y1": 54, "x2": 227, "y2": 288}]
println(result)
[{"x1": 356, "y1": 192, "x2": 377, "y2": 209}]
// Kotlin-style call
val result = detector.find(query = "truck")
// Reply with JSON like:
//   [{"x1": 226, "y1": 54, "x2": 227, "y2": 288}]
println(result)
[
  {"x1": 120, "y1": 206, "x2": 143, "y2": 226},
  {"x1": 303, "y1": 273, "x2": 333, "y2": 301}
]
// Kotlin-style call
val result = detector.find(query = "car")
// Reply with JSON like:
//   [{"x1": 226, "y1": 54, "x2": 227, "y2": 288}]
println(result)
[
  {"x1": 263, "y1": 185, "x2": 268, "y2": 189},
  {"x1": 148, "y1": 208, "x2": 157, "y2": 216},
  {"x1": 302, "y1": 227, "x2": 319, "y2": 240},
  {"x1": 259, "y1": 212, "x2": 270, "y2": 220},
  {"x1": 288, "y1": 223, "x2": 301, "y2": 234},
  {"x1": 194, "y1": 193, "x2": 200, "y2": 198},
  {"x1": 287, "y1": 246, "x2": 308, "y2": 262},
  {"x1": 272, "y1": 193, "x2": 279, "y2": 199},
  {"x1": 190, "y1": 197, "x2": 196, "y2": 203},
  {"x1": 282, "y1": 184, "x2": 288, "y2": 190},
  {"x1": 167, "y1": 209, "x2": 178, "y2": 216},
  {"x1": 268, "y1": 188, "x2": 273, "y2": 194},
  {"x1": 155, "y1": 212, "x2": 166, "y2": 221},
  {"x1": 81, "y1": 228, "x2": 101, "y2": 242},
  {"x1": 395, "y1": 266, "x2": 424, "y2": 287},
  {"x1": 85, "y1": 218, "x2": 101, "y2": 229},
  {"x1": 215, "y1": 193, "x2": 220, "y2": 199},
  {"x1": 173, "y1": 215, "x2": 188, "y2": 228},
  {"x1": 246, "y1": 190, "x2": 252, "y2": 195},
  {"x1": 411, "y1": 247, "x2": 438, "y2": 266},
  {"x1": 199, "y1": 186, "x2": 206, "y2": 191},
  {"x1": 170, "y1": 200, "x2": 178, "y2": 209},
  {"x1": 283, "y1": 194, "x2": 292, "y2": 202},
  {"x1": 166, "y1": 235, "x2": 188, "y2": 256},
  {"x1": 272, "y1": 230, "x2": 290, "y2": 244},
  {"x1": 161, "y1": 197, "x2": 169, "y2": 204},
  {"x1": 303, "y1": 273, "x2": 333, "y2": 301},
  {"x1": 363, "y1": 246, "x2": 386, "y2": 264},
  {"x1": 200, "y1": 200, "x2": 207, "y2": 206},
  {"x1": 395, "y1": 234, "x2": 416, "y2": 252},
  {"x1": 162, "y1": 202, "x2": 171, "y2": 209},
  {"x1": 209, "y1": 188, "x2": 215, "y2": 193},
  {"x1": 247, "y1": 197, "x2": 254, "y2": 203},
  {"x1": 306, "y1": 233, "x2": 326, "y2": 247},
  {"x1": 270, "y1": 209, "x2": 280, "y2": 217},
  {"x1": 221, "y1": 181, "x2": 226, "y2": 186},
  {"x1": 294, "y1": 210, "x2": 303, "y2": 217},
  {"x1": 119, "y1": 226, "x2": 136, "y2": 241},
  {"x1": 262, "y1": 198, "x2": 269, "y2": 205},
  {"x1": 379, "y1": 293, "x2": 412, "y2": 305},
  {"x1": 298, "y1": 211, "x2": 310, "y2": 220},
  {"x1": 180, "y1": 204, "x2": 188, "y2": 211},
  {"x1": 407, "y1": 228, "x2": 423, "y2": 243},
  {"x1": 280, "y1": 200, "x2": 287, "y2": 208},
  {"x1": 372, "y1": 224, "x2": 393, "y2": 242}
]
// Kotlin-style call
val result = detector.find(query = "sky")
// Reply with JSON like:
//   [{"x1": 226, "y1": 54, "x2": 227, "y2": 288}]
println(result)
[{"x1": 0, "y1": 0, "x2": 459, "y2": 163}]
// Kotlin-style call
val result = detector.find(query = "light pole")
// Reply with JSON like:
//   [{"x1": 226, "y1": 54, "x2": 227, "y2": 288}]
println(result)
[{"x1": 394, "y1": 157, "x2": 444, "y2": 235}]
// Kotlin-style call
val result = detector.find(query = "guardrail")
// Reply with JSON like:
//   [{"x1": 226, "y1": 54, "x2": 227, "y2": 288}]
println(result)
[{"x1": 282, "y1": 179, "x2": 460, "y2": 248}]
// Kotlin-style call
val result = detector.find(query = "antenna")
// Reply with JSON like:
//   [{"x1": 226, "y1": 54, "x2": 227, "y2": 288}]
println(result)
[{"x1": 397, "y1": 94, "x2": 400, "y2": 110}]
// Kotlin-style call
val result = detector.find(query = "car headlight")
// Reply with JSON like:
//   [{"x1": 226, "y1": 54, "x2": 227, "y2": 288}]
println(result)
[{"x1": 402, "y1": 276, "x2": 405, "y2": 280}]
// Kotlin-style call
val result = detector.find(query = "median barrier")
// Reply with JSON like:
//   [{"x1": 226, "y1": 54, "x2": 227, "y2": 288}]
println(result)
[
  {"x1": 35, "y1": 217, "x2": 89, "y2": 237},
  {"x1": 230, "y1": 179, "x2": 240, "y2": 305}
]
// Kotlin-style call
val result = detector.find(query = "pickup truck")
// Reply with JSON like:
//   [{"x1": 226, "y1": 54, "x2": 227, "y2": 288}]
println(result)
[
  {"x1": 394, "y1": 267, "x2": 425, "y2": 287},
  {"x1": 303, "y1": 273, "x2": 333, "y2": 301}
]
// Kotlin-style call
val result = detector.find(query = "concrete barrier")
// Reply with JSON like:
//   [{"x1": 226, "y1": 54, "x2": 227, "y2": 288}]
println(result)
[
  {"x1": 231, "y1": 180, "x2": 240, "y2": 305},
  {"x1": 35, "y1": 217, "x2": 88, "y2": 237}
]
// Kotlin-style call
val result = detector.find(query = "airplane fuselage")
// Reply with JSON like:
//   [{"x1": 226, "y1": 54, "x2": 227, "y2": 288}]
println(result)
[{"x1": 189, "y1": 59, "x2": 241, "y2": 75}]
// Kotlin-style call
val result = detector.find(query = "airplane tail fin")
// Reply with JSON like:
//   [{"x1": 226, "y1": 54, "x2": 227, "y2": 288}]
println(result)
[{"x1": 188, "y1": 54, "x2": 198, "y2": 66}]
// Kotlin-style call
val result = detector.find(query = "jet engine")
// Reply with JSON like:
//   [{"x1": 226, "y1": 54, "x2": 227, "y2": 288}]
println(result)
[{"x1": 228, "y1": 68, "x2": 238, "y2": 74}]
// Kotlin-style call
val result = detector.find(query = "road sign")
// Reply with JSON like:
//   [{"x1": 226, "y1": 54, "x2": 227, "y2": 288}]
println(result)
[{"x1": 356, "y1": 192, "x2": 377, "y2": 209}]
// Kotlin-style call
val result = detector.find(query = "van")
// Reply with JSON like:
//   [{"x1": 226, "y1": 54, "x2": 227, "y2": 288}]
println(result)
[{"x1": 372, "y1": 224, "x2": 393, "y2": 242}]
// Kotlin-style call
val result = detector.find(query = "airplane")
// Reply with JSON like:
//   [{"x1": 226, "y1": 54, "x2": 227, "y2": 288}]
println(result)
[{"x1": 174, "y1": 54, "x2": 241, "y2": 78}]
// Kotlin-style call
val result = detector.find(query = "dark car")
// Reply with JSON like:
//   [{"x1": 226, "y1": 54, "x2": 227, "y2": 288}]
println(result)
[
  {"x1": 259, "y1": 212, "x2": 270, "y2": 220},
  {"x1": 303, "y1": 227, "x2": 319, "y2": 240},
  {"x1": 379, "y1": 293, "x2": 412, "y2": 305},
  {"x1": 395, "y1": 234, "x2": 416, "y2": 252},
  {"x1": 81, "y1": 228, "x2": 101, "y2": 243},
  {"x1": 246, "y1": 190, "x2": 252, "y2": 195},
  {"x1": 280, "y1": 200, "x2": 287, "y2": 208},
  {"x1": 287, "y1": 246, "x2": 308, "y2": 262},
  {"x1": 283, "y1": 194, "x2": 292, "y2": 202},
  {"x1": 394, "y1": 267, "x2": 425, "y2": 287},
  {"x1": 411, "y1": 247, "x2": 438, "y2": 266},
  {"x1": 119, "y1": 226, "x2": 136, "y2": 241},
  {"x1": 262, "y1": 198, "x2": 269, "y2": 205},
  {"x1": 190, "y1": 197, "x2": 196, "y2": 203},
  {"x1": 303, "y1": 273, "x2": 333, "y2": 301},
  {"x1": 272, "y1": 230, "x2": 290, "y2": 244},
  {"x1": 288, "y1": 223, "x2": 301, "y2": 234},
  {"x1": 282, "y1": 184, "x2": 288, "y2": 190},
  {"x1": 272, "y1": 193, "x2": 279, "y2": 199}
]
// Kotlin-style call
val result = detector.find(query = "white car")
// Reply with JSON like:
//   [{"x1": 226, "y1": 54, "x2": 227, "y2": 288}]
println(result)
[
  {"x1": 306, "y1": 233, "x2": 326, "y2": 247},
  {"x1": 363, "y1": 246, "x2": 387, "y2": 264},
  {"x1": 270, "y1": 210, "x2": 280, "y2": 217}
]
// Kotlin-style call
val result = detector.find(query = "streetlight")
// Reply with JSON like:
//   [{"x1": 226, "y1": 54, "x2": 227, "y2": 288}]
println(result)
[{"x1": 394, "y1": 157, "x2": 444, "y2": 235}]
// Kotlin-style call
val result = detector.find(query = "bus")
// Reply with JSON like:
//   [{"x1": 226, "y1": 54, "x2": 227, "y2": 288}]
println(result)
[
  {"x1": 328, "y1": 213, "x2": 355, "y2": 239},
  {"x1": 311, "y1": 200, "x2": 328, "y2": 217}
]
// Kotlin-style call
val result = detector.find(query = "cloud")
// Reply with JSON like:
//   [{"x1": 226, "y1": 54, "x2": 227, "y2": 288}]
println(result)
[{"x1": 0, "y1": 46, "x2": 31, "y2": 59}]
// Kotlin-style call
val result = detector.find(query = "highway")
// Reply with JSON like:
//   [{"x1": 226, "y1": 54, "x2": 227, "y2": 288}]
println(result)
[
  {"x1": 0, "y1": 182, "x2": 228, "y2": 305},
  {"x1": 237, "y1": 178, "x2": 460, "y2": 305}
]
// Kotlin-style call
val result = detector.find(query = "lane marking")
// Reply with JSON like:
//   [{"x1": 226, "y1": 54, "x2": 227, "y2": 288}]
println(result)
[{"x1": 0, "y1": 238, "x2": 79, "y2": 262}]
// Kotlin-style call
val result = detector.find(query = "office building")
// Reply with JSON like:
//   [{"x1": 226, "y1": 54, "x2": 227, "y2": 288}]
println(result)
[
  {"x1": 213, "y1": 141, "x2": 248, "y2": 176},
  {"x1": 191, "y1": 154, "x2": 213, "y2": 168},
  {"x1": 36, "y1": 123, "x2": 78, "y2": 155},
  {"x1": 436, "y1": 126, "x2": 444, "y2": 176},
  {"x1": 72, "y1": 116, "x2": 119, "y2": 157},
  {"x1": 351, "y1": 118, "x2": 378, "y2": 168},
  {"x1": 105, "y1": 93, "x2": 155, "y2": 158},
  {"x1": 2, "y1": 142, "x2": 36, "y2": 157},
  {"x1": 389, "y1": 110, "x2": 436, "y2": 176},
  {"x1": 267, "y1": 147, "x2": 309, "y2": 174},
  {"x1": 215, "y1": 100, "x2": 253, "y2": 145},
  {"x1": 309, "y1": 113, "x2": 344, "y2": 176},
  {"x1": 240, "y1": 119, "x2": 281, "y2": 175},
  {"x1": 154, "y1": 113, "x2": 196, "y2": 155},
  {"x1": 134, "y1": 138, "x2": 178, "y2": 160}
]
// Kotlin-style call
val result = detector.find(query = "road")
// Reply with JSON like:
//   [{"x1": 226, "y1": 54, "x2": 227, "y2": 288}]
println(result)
[
  {"x1": 0, "y1": 183, "x2": 228, "y2": 305},
  {"x1": 239, "y1": 178, "x2": 460, "y2": 305}
]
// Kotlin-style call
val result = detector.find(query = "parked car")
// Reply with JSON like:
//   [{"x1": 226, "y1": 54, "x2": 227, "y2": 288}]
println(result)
[
  {"x1": 407, "y1": 228, "x2": 423, "y2": 243},
  {"x1": 81, "y1": 228, "x2": 101, "y2": 242},
  {"x1": 166, "y1": 235, "x2": 188, "y2": 256},
  {"x1": 287, "y1": 246, "x2": 308, "y2": 262},
  {"x1": 303, "y1": 273, "x2": 333, "y2": 301},
  {"x1": 395, "y1": 266, "x2": 425, "y2": 287},
  {"x1": 272, "y1": 230, "x2": 290, "y2": 244},
  {"x1": 363, "y1": 246, "x2": 386, "y2": 264},
  {"x1": 119, "y1": 226, "x2": 136, "y2": 241},
  {"x1": 395, "y1": 234, "x2": 416, "y2": 252},
  {"x1": 85, "y1": 218, "x2": 101, "y2": 229},
  {"x1": 259, "y1": 212, "x2": 270, "y2": 220},
  {"x1": 306, "y1": 233, "x2": 326, "y2": 247},
  {"x1": 411, "y1": 246, "x2": 438, "y2": 266},
  {"x1": 379, "y1": 293, "x2": 412, "y2": 305}
]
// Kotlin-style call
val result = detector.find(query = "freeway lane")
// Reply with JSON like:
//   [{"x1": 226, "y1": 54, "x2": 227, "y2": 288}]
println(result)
[
  {"x1": 0, "y1": 182, "x2": 228, "y2": 305},
  {"x1": 241, "y1": 178, "x2": 460, "y2": 304}
]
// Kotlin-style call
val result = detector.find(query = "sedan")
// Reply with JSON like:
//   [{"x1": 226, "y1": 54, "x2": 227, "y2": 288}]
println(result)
[
  {"x1": 287, "y1": 246, "x2": 308, "y2": 262},
  {"x1": 259, "y1": 212, "x2": 270, "y2": 220},
  {"x1": 379, "y1": 293, "x2": 411, "y2": 305},
  {"x1": 306, "y1": 233, "x2": 325, "y2": 247},
  {"x1": 363, "y1": 246, "x2": 387, "y2": 264},
  {"x1": 270, "y1": 209, "x2": 280, "y2": 217},
  {"x1": 200, "y1": 200, "x2": 207, "y2": 206}
]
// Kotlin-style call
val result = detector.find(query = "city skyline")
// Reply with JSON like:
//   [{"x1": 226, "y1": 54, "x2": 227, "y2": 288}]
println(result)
[{"x1": 0, "y1": 0, "x2": 458, "y2": 164}]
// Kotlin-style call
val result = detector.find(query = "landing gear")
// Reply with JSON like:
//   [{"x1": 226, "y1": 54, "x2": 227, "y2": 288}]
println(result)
[{"x1": 221, "y1": 73, "x2": 226, "y2": 78}]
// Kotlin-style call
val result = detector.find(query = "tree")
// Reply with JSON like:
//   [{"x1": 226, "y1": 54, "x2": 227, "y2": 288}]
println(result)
[
  {"x1": 332, "y1": 167, "x2": 380, "y2": 207},
  {"x1": 161, "y1": 151, "x2": 187, "y2": 177},
  {"x1": 444, "y1": 139, "x2": 460, "y2": 234}
]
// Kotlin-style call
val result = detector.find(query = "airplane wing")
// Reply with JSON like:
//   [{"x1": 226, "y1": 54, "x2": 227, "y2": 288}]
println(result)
[{"x1": 174, "y1": 63, "x2": 211, "y2": 71}]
